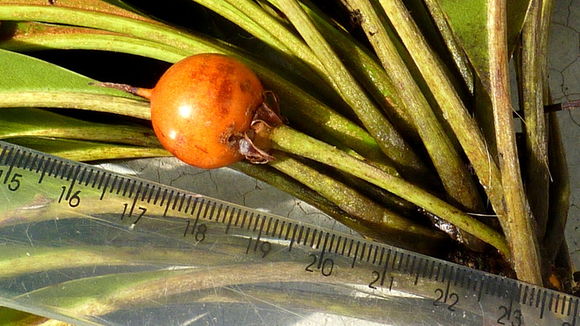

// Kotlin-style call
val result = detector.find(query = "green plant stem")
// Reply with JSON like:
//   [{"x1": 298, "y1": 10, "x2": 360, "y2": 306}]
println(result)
[
  {"x1": 298, "y1": 0, "x2": 420, "y2": 143},
  {"x1": 234, "y1": 160, "x2": 445, "y2": 255},
  {"x1": 0, "y1": 5, "x2": 390, "y2": 169},
  {"x1": 268, "y1": 152, "x2": 445, "y2": 248},
  {"x1": 421, "y1": 0, "x2": 475, "y2": 93},
  {"x1": 543, "y1": 113, "x2": 569, "y2": 266},
  {"x1": 519, "y1": 0, "x2": 550, "y2": 238},
  {"x1": 370, "y1": 0, "x2": 505, "y2": 215},
  {"x1": 0, "y1": 23, "x2": 188, "y2": 62},
  {"x1": 7, "y1": 137, "x2": 170, "y2": 162},
  {"x1": 270, "y1": 0, "x2": 428, "y2": 178},
  {"x1": 270, "y1": 126, "x2": 510, "y2": 257},
  {"x1": 0, "y1": 92, "x2": 150, "y2": 119},
  {"x1": 190, "y1": 0, "x2": 343, "y2": 107},
  {"x1": 0, "y1": 108, "x2": 161, "y2": 147},
  {"x1": 487, "y1": 0, "x2": 542, "y2": 285},
  {"x1": 345, "y1": 0, "x2": 486, "y2": 251}
]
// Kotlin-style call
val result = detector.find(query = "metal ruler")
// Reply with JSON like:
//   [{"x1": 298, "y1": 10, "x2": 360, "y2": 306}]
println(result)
[{"x1": 0, "y1": 140, "x2": 577, "y2": 326}]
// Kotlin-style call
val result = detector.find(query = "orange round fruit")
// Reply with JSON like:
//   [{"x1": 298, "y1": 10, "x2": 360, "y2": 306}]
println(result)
[{"x1": 150, "y1": 54, "x2": 264, "y2": 169}]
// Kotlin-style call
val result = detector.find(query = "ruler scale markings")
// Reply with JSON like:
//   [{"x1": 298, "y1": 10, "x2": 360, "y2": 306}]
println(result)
[
  {"x1": 225, "y1": 207, "x2": 236, "y2": 234},
  {"x1": 360, "y1": 243, "x2": 367, "y2": 262},
  {"x1": 439, "y1": 263, "x2": 448, "y2": 282},
  {"x1": 297, "y1": 226, "x2": 312, "y2": 248},
  {"x1": 333, "y1": 236, "x2": 342, "y2": 254},
  {"x1": 346, "y1": 238, "x2": 354, "y2": 258},
  {"x1": 414, "y1": 258, "x2": 423, "y2": 285},
  {"x1": 64, "y1": 165, "x2": 80, "y2": 201},
  {"x1": 371, "y1": 243, "x2": 378, "y2": 264},
  {"x1": 254, "y1": 216, "x2": 266, "y2": 251},
  {"x1": 34, "y1": 155, "x2": 45, "y2": 175},
  {"x1": 158, "y1": 188, "x2": 169, "y2": 206},
  {"x1": 114, "y1": 176, "x2": 125, "y2": 194},
  {"x1": 2, "y1": 149, "x2": 17, "y2": 184},
  {"x1": 176, "y1": 193, "x2": 186, "y2": 212},
  {"x1": 124, "y1": 179, "x2": 135, "y2": 198},
  {"x1": 0, "y1": 146, "x2": 8, "y2": 163},
  {"x1": 30, "y1": 154, "x2": 41, "y2": 172},
  {"x1": 317, "y1": 232, "x2": 330, "y2": 269},
  {"x1": 312, "y1": 228, "x2": 320, "y2": 248},
  {"x1": 46, "y1": 157, "x2": 58, "y2": 178},
  {"x1": 166, "y1": 191, "x2": 179, "y2": 210},
  {"x1": 39, "y1": 158, "x2": 53, "y2": 182},
  {"x1": 535, "y1": 288, "x2": 542, "y2": 307},
  {"x1": 215, "y1": 204, "x2": 226, "y2": 223},
  {"x1": 288, "y1": 223, "x2": 298, "y2": 251},
  {"x1": 350, "y1": 241, "x2": 360, "y2": 268},
  {"x1": 408, "y1": 255, "x2": 416, "y2": 278},
  {"x1": 377, "y1": 247, "x2": 385, "y2": 267},
  {"x1": 234, "y1": 208, "x2": 244, "y2": 230},
  {"x1": 239, "y1": 210, "x2": 249, "y2": 229},
  {"x1": 276, "y1": 219, "x2": 285, "y2": 239},
  {"x1": 108, "y1": 175, "x2": 119, "y2": 194},
  {"x1": 128, "y1": 182, "x2": 143, "y2": 217},
  {"x1": 83, "y1": 168, "x2": 93, "y2": 186},
  {"x1": 269, "y1": 216, "x2": 278, "y2": 237},
  {"x1": 251, "y1": 213, "x2": 261, "y2": 231},
  {"x1": 3, "y1": 144, "x2": 578, "y2": 326},
  {"x1": 296, "y1": 225, "x2": 305, "y2": 245},
  {"x1": 366, "y1": 244, "x2": 373, "y2": 263},
  {"x1": 328, "y1": 234, "x2": 336, "y2": 256},
  {"x1": 522, "y1": 285, "x2": 529, "y2": 305},
  {"x1": 245, "y1": 211, "x2": 255, "y2": 230},
  {"x1": 529, "y1": 287, "x2": 536, "y2": 306},
  {"x1": 403, "y1": 252, "x2": 411, "y2": 273},
  {"x1": 570, "y1": 298, "x2": 578, "y2": 325},
  {"x1": 539, "y1": 290, "x2": 547, "y2": 319},
  {"x1": 187, "y1": 197, "x2": 201, "y2": 217},
  {"x1": 194, "y1": 199, "x2": 208, "y2": 222},
  {"x1": 453, "y1": 264, "x2": 461, "y2": 287},
  {"x1": 57, "y1": 162, "x2": 68, "y2": 180},
  {"x1": 91, "y1": 170, "x2": 101, "y2": 188},
  {"x1": 152, "y1": 186, "x2": 163, "y2": 204},
  {"x1": 340, "y1": 238, "x2": 348, "y2": 256},
  {"x1": 147, "y1": 185, "x2": 157, "y2": 203},
  {"x1": 18, "y1": 150, "x2": 31, "y2": 169},
  {"x1": 443, "y1": 267, "x2": 453, "y2": 302},
  {"x1": 206, "y1": 200, "x2": 217, "y2": 222},
  {"x1": 183, "y1": 195, "x2": 193, "y2": 214},
  {"x1": 99, "y1": 173, "x2": 112, "y2": 200}
]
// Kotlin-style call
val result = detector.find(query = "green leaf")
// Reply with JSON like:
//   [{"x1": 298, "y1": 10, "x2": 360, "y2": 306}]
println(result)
[
  {"x1": 0, "y1": 4, "x2": 390, "y2": 167},
  {"x1": 438, "y1": 0, "x2": 531, "y2": 90},
  {"x1": 6, "y1": 137, "x2": 169, "y2": 162},
  {"x1": 0, "y1": 22, "x2": 188, "y2": 63},
  {"x1": 0, "y1": 307, "x2": 47, "y2": 325},
  {"x1": 0, "y1": 108, "x2": 161, "y2": 147},
  {"x1": 0, "y1": 48, "x2": 150, "y2": 118}
]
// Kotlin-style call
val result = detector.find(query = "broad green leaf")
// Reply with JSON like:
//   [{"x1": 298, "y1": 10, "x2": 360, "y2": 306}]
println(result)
[
  {"x1": 0, "y1": 48, "x2": 150, "y2": 119},
  {"x1": 0, "y1": 108, "x2": 161, "y2": 147},
  {"x1": 438, "y1": 0, "x2": 531, "y2": 90}
]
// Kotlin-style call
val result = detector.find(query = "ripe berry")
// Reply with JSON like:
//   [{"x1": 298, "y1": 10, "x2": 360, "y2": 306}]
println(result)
[{"x1": 102, "y1": 54, "x2": 281, "y2": 169}]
